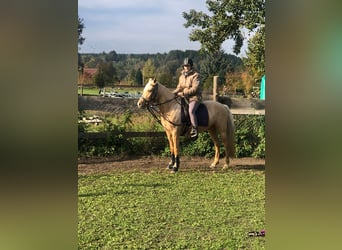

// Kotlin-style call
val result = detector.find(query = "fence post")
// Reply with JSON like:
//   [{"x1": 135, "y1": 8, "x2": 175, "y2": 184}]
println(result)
[{"x1": 213, "y1": 76, "x2": 218, "y2": 101}]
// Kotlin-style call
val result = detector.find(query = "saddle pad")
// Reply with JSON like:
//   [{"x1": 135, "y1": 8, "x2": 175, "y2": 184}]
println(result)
[{"x1": 181, "y1": 103, "x2": 209, "y2": 127}]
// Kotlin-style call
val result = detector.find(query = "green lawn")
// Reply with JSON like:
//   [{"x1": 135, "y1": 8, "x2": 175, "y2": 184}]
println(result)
[
  {"x1": 78, "y1": 87, "x2": 143, "y2": 96},
  {"x1": 78, "y1": 87, "x2": 100, "y2": 96},
  {"x1": 78, "y1": 169, "x2": 265, "y2": 249}
]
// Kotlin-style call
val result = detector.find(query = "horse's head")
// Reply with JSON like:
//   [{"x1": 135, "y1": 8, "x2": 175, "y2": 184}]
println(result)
[{"x1": 137, "y1": 78, "x2": 158, "y2": 108}]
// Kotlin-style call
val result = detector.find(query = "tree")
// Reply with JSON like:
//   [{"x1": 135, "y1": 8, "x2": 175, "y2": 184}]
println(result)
[
  {"x1": 78, "y1": 16, "x2": 85, "y2": 49},
  {"x1": 156, "y1": 66, "x2": 174, "y2": 87},
  {"x1": 165, "y1": 50, "x2": 184, "y2": 62},
  {"x1": 126, "y1": 68, "x2": 143, "y2": 86},
  {"x1": 94, "y1": 72, "x2": 105, "y2": 89},
  {"x1": 197, "y1": 50, "x2": 243, "y2": 90},
  {"x1": 106, "y1": 50, "x2": 119, "y2": 62},
  {"x1": 79, "y1": 50, "x2": 246, "y2": 88},
  {"x1": 142, "y1": 59, "x2": 156, "y2": 83},
  {"x1": 183, "y1": 0, "x2": 265, "y2": 55},
  {"x1": 243, "y1": 26, "x2": 265, "y2": 80},
  {"x1": 78, "y1": 17, "x2": 85, "y2": 83},
  {"x1": 135, "y1": 69, "x2": 143, "y2": 86},
  {"x1": 96, "y1": 61, "x2": 117, "y2": 85}
]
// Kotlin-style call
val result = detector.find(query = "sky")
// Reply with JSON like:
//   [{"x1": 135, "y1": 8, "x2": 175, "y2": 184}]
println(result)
[{"x1": 78, "y1": 0, "x2": 247, "y2": 56}]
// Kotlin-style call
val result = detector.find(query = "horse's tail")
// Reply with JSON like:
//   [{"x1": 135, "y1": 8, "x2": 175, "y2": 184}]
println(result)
[{"x1": 225, "y1": 105, "x2": 236, "y2": 158}]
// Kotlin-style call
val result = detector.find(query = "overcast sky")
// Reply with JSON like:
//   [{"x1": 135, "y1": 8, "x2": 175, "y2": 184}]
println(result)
[{"x1": 78, "y1": 0, "x2": 246, "y2": 56}]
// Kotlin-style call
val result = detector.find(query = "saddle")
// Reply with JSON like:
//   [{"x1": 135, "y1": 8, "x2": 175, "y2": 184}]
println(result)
[{"x1": 180, "y1": 98, "x2": 209, "y2": 130}]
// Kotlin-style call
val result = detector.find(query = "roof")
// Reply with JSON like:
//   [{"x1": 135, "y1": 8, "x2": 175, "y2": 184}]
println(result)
[{"x1": 83, "y1": 68, "x2": 97, "y2": 76}]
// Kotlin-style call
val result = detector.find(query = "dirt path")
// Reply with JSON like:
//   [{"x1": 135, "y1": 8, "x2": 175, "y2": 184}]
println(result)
[{"x1": 78, "y1": 156, "x2": 265, "y2": 175}]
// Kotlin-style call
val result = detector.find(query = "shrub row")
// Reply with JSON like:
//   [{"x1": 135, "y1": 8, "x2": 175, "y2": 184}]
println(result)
[{"x1": 78, "y1": 114, "x2": 265, "y2": 158}]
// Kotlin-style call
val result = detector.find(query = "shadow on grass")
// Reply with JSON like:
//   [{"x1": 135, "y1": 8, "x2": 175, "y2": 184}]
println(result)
[
  {"x1": 78, "y1": 154, "x2": 147, "y2": 164},
  {"x1": 126, "y1": 182, "x2": 171, "y2": 188},
  {"x1": 79, "y1": 190, "x2": 134, "y2": 197},
  {"x1": 177, "y1": 164, "x2": 265, "y2": 173},
  {"x1": 233, "y1": 164, "x2": 265, "y2": 171},
  {"x1": 78, "y1": 192, "x2": 107, "y2": 197}
]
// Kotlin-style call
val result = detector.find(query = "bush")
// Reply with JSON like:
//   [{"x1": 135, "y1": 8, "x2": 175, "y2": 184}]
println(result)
[
  {"x1": 181, "y1": 132, "x2": 215, "y2": 158},
  {"x1": 234, "y1": 115, "x2": 265, "y2": 158},
  {"x1": 78, "y1": 113, "x2": 265, "y2": 158},
  {"x1": 78, "y1": 111, "x2": 168, "y2": 157},
  {"x1": 178, "y1": 115, "x2": 265, "y2": 158},
  {"x1": 78, "y1": 111, "x2": 133, "y2": 157}
]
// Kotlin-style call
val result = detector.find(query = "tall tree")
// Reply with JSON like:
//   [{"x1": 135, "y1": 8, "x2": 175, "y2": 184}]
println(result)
[
  {"x1": 142, "y1": 59, "x2": 156, "y2": 83},
  {"x1": 199, "y1": 50, "x2": 243, "y2": 89},
  {"x1": 243, "y1": 26, "x2": 265, "y2": 80},
  {"x1": 135, "y1": 69, "x2": 143, "y2": 86},
  {"x1": 106, "y1": 50, "x2": 119, "y2": 62},
  {"x1": 96, "y1": 61, "x2": 117, "y2": 85},
  {"x1": 183, "y1": 0, "x2": 265, "y2": 55},
  {"x1": 156, "y1": 66, "x2": 174, "y2": 87},
  {"x1": 78, "y1": 16, "x2": 85, "y2": 50},
  {"x1": 94, "y1": 72, "x2": 105, "y2": 89},
  {"x1": 78, "y1": 17, "x2": 85, "y2": 74}
]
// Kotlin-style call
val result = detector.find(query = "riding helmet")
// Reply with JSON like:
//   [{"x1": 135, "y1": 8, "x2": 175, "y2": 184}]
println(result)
[{"x1": 182, "y1": 58, "x2": 193, "y2": 67}]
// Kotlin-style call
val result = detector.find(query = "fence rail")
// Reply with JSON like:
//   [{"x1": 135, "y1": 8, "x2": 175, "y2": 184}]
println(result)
[
  {"x1": 79, "y1": 111, "x2": 265, "y2": 140},
  {"x1": 230, "y1": 109, "x2": 265, "y2": 115},
  {"x1": 79, "y1": 131, "x2": 165, "y2": 139}
]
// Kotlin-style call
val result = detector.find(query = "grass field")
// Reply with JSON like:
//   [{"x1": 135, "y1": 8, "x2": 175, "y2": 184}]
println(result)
[
  {"x1": 78, "y1": 169, "x2": 265, "y2": 249},
  {"x1": 78, "y1": 87, "x2": 100, "y2": 96},
  {"x1": 78, "y1": 86, "x2": 143, "y2": 96}
]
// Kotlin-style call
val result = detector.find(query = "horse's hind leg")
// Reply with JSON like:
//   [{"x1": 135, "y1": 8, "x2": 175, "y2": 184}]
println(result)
[
  {"x1": 220, "y1": 132, "x2": 230, "y2": 169},
  {"x1": 170, "y1": 131, "x2": 180, "y2": 173},
  {"x1": 208, "y1": 128, "x2": 220, "y2": 168}
]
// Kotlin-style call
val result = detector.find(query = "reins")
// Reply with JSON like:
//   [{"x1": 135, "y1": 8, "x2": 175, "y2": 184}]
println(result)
[
  {"x1": 147, "y1": 102, "x2": 184, "y2": 127},
  {"x1": 144, "y1": 83, "x2": 184, "y2": 127}
]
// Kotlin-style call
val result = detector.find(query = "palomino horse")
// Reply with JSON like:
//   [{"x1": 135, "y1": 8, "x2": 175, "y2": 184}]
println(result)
[{"x1": 137, "y1": 78, "x2": 235, "y2": 173}]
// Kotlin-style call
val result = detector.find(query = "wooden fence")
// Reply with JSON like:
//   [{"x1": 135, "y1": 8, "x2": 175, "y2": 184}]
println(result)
[
  {"x1": 78, "y1": 131, "x2": 165, "y2": 139},
  {"x1": 79, "y1": 75, "x2": 264, "y2": 140},
  {"x1": 79, "y1": 111, "x2": 264, "y2": 140}
]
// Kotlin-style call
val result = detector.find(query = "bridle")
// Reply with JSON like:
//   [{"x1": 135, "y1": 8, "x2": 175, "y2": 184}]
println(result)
[
  {"x1": 141, "y1": 82, "x2": 159, "y2": 104},
  {"x1": 141, "y1": 82, "x2": 184, "y2": 127}
]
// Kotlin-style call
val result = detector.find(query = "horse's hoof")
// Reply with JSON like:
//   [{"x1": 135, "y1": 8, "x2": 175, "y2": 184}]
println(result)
[
  {"x1": 167, "y1": 163, "x2": 174, "y2": 170},
  {"x1": 222, "y1": 164, "x2": 229, "y2": 169},
  {"x1": 209, "y1": 163, "x2": 217, "y2": 169},
  {"x1": 170, "y1": 167, "x2": 178, "y2": 173}
]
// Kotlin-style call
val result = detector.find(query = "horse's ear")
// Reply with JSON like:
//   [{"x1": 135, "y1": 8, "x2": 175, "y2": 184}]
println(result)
[{"x1": 153, "y1": 77, "x2": 157, "y2": 83}]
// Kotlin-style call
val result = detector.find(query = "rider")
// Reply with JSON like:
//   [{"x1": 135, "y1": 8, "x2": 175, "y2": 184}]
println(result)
[{"x1": 173, "y1": 58, "x2": 202, "y2": 138}]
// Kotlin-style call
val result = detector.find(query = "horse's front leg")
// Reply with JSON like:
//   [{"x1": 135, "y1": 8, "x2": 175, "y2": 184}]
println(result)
[
  {"x1": 170, "y1": 130, "x2": 180, "y2": 173},
  {"x1": 165, "y1": 131, "x2": 175, "y2": 169},
  {"x1": 167, "y1": 154, "x2": 175, "y2": 170}
]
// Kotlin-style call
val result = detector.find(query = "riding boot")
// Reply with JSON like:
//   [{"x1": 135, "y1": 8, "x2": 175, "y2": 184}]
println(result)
[{"x1": 190, "y1": 126, "x2": 198, "y2": 138}]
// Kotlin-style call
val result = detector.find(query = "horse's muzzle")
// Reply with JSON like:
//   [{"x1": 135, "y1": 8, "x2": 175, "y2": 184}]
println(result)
[{"x1": 137, "y1": 98, "x2": 146, "y2": 109}]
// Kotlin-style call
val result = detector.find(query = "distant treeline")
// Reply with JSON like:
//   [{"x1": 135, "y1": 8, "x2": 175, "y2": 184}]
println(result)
[{"x1": 79, "y1": 49, "x2": 257, "y2": 94}]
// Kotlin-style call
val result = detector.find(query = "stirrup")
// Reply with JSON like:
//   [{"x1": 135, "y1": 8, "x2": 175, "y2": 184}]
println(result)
[{"x1": 190, "y1": 127, "x2": 198, "y2": 138}]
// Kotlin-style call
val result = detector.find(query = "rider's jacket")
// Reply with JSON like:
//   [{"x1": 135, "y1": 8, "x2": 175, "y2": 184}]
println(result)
[{"x1": 173, "y1": 70, "x2": 202, "y2": 102}]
